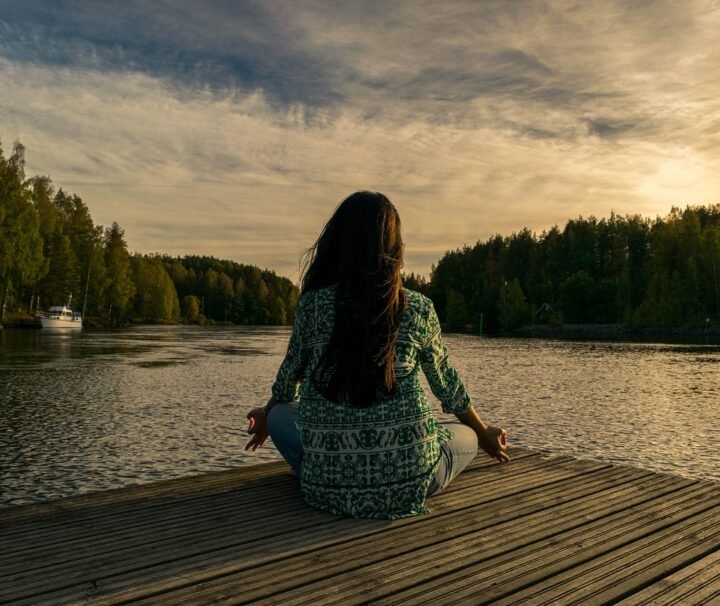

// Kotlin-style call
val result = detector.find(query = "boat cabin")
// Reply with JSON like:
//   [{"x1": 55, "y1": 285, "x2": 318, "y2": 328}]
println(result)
[{"x1": 48, "y1": 306, "x2": 81, "y2": 319}]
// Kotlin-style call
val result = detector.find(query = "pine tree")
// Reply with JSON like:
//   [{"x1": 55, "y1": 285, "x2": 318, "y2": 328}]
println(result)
[
  {"x1": 182, "y1": 294, "x2": 201, "y2": 323},
  {"x1": 0, "y1": 142, "x2": 44, "y2": 320},
  {"x1": 104, "y1": 222, "x2": 135, "y2": 325},
  {"x1": 446, "y1": 289, "x2": 469, "y2": 328}
]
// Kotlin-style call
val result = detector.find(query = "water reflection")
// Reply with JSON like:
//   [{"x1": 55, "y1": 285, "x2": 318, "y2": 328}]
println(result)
[
  {"x1": 441, "y1": 336, "x2": 719, "y2": 488},
  {"x1": 1, "y1": 327, "x2": 718, "y2": 507}
]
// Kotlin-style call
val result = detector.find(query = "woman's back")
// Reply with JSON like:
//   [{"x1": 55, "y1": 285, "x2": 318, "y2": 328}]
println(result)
[
  {"x1": 271, "y1": 284, "x2": 472, "y2": 519},
  {"x1": 247, "y1": 191, "x2": 507, "y2": 519}
]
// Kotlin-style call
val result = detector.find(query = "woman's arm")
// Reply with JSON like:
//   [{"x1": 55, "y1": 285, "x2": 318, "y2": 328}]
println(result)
[
  {"x1": 418, "y1": 300, "x2": 472, "y2": 415},
  {"x1": 270, "y1": 297, "x2": 308, "y2": 403},
  {"x1": 418, "y1": 300, "x2": 473, "y2": 414},
  {"x1": 245, "y1": 296, "x2": 307, "y2": 451},
  {"x1": 419, "y1": 299, "x2": 509, "y2": 462}
]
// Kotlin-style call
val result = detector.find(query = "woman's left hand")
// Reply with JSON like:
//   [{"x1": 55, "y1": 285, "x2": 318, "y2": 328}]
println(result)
[
  {"x1": 477, "y1": 425, "x2": 510, "y2": 463},
  {"x1": 245, "y1": 407, "x2": 269, "y2": 451}
]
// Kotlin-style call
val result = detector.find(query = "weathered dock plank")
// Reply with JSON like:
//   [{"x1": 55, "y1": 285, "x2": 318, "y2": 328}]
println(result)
[
  {"x1": 616, "y1": 551, "x2": 720, "y2": 606},
  {"x1": 1, "y1": 448, "x2": 718, "y2": 605}
]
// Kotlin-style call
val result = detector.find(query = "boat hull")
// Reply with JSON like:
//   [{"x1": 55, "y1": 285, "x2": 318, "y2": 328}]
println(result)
[{"x1": 40, "y1": 317, "x2": 83, "y2": 330}]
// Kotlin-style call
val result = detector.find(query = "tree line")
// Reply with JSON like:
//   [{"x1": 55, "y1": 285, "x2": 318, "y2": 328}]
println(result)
[
  {"x1": 429, "y1": 206, "x2": 720, "y2": 331},
  {"x1": 0, "y1": 140, "x2": 299, "y2": 326},
  {"x1": 4, "y1": 139, "x2": 719, "y2": 331}
]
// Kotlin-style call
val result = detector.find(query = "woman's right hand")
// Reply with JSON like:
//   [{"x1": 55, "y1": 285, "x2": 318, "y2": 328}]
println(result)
[
  {"x1": 477, "y1": 425, "x2": 509, "y2": 463},
  {"x1": 245, "y1": 407, "x2": 269, "y2": 451}
]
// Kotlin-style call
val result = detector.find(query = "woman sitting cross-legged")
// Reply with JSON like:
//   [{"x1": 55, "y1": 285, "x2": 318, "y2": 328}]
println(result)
[{"x1": 245, "y1": 191, "x2": 508, "y2": 519}]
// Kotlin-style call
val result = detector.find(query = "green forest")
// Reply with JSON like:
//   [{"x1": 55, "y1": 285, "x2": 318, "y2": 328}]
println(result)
[
  {"x1": 428, "y1": 205, "x2": 720, "y2": 332},
  {"x1": 2, "y1": 139, "x2": 719, "y2": 331},
  {"x1": 0, "y1": 141, "x2": 299, "y2": 326}
]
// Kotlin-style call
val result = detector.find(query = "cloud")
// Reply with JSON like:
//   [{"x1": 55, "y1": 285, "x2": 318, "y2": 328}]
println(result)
[
  {"x1": 0, "y1": 0, "x2": 719, "y2": 278},
  {"x1": 585, "y1": 118, "x2": 640, "y2": 139},
  {"x1": 0, "y1": 1, "x2": 347, "y2": 105}
]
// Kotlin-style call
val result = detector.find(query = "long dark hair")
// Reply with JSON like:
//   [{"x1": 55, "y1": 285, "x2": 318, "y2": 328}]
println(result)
[{"x1": 301, "y1": 191, "x2": 407, "y2": 407}]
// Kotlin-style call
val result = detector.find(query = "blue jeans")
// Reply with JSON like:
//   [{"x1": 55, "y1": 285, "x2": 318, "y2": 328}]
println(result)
[{"x1": 266, "y1": 402, "x2": 478, "y2": 496}]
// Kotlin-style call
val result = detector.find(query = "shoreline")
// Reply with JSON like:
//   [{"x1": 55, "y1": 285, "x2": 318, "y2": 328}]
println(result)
[
  {"x1": 0, "y1": 317, "x2": 291, "y2": 330},
  {"x1": 511, "y1": 322, "x2": 720, "y2": 341},
  {"x1": 4, "y1": 318, "x2": 720, "y2": 344},
  {"x1": 442, "y1": 322, "x2": 720, "y2": 342}
]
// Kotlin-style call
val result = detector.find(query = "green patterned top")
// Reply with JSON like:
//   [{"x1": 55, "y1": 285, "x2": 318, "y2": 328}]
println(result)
[{"x1": 271, "y1": 285, "x2": 472, "y2": 519}]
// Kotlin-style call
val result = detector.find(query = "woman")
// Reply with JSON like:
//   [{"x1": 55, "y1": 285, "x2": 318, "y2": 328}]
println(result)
[{"x1": 245, "y1": 191, "x2": 508, "y2": 519}]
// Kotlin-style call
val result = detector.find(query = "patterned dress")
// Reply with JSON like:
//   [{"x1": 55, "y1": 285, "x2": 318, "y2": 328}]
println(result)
[{"x1": 271, "y1": 285, "x2": 472, "y2": 519}]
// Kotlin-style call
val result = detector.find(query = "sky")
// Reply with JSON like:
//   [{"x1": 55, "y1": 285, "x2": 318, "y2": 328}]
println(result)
[{"x1": 1, "y1": 0, "x2": 719, "y2": 279}]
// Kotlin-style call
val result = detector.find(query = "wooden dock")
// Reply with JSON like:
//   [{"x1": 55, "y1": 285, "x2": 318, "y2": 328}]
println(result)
[{"x1": 2, "y1": 448, "x2": 719, "y2": 605}]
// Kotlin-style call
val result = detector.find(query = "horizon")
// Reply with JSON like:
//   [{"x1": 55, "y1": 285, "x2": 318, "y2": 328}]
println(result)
[{"x1": 1, "y1": 1, "x2": 719, "y2": 280}]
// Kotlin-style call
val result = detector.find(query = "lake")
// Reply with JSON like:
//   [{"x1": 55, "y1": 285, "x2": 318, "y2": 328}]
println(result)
[{"x1": 1, "y1": 326, "x2": 718, "y2": 507}]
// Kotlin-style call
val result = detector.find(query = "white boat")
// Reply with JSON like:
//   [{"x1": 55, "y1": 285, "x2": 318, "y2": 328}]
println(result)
[{"x1": 39, "y1": 305, "x2": 83, "y2": 330}]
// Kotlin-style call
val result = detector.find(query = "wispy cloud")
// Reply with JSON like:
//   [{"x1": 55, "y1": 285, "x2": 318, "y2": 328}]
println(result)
[{"x1": 1, "y1": 0, "x2": 718, "y2": 277}]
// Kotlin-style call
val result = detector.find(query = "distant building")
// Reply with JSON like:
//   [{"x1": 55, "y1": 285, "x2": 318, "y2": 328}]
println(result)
[{"x1": 534, "y1": 302, "x2": 555, "y2": 324}]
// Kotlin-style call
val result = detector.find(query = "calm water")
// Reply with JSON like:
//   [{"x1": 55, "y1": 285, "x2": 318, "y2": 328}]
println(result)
[{"x1": 1, "y1": 326, "x2": 718, "y2": 507}]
